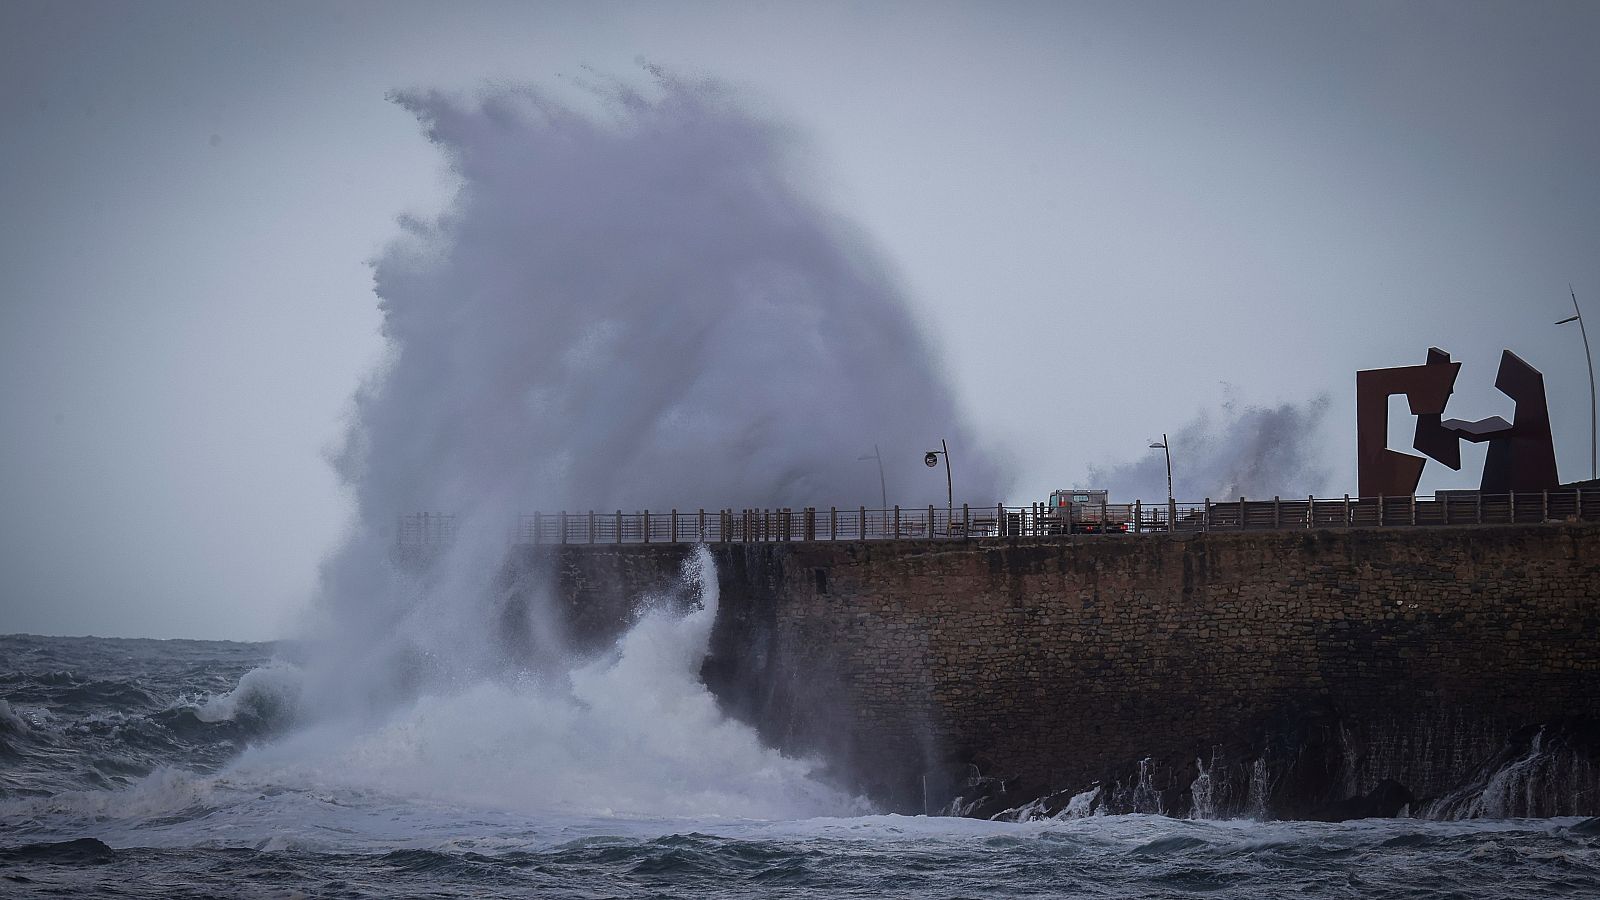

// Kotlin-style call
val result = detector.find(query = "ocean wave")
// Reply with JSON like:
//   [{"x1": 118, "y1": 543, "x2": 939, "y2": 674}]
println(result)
[
  {"x1": 0, "y1": 699, "x2": 29, "y2": 735},
  {"x1": 192, "y1": 661, "x2": 304, "y2": 733}
]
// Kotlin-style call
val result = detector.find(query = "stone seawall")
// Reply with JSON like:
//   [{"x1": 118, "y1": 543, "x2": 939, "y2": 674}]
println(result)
[{"x1": 509, "y1": 523, "x2": 1600, "y2": 818}]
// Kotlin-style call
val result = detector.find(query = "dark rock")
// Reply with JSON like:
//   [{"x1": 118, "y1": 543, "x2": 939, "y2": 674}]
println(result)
[
  {"x1": 1569, "y1": 816, "x2": 1600, "y2": 835},
  {"x1": 1307, "y1": 780, "x2": 1416, "y2": 821}
]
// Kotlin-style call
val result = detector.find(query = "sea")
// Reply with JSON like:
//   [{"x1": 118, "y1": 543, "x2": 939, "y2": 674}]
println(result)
[{"x1": 2, "y1": 633, "x2": 1599, "y2": 899}]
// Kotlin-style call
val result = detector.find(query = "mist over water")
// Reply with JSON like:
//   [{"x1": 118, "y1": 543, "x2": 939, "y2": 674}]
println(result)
[
  {"x1": 204, "y1": 71, "x2": 1015, "y2": 818},
  {"x1": 1086, "y1": 394, "x2": 1333, "y2": 502},
  {"x1": 306, "y1": 68, "x2": 1006, "y2": 702},
  {"x1": 344, "y1": 70, "x2": 1003, "y2": 517}
]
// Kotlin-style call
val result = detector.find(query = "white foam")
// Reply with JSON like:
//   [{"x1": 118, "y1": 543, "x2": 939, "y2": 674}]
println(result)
[
  {"x1": 223, "y1": 547, "x2": 864, "y2": 820},
  {"x1": 193, "y1": 660, "x2": 304, "y2": 726}
]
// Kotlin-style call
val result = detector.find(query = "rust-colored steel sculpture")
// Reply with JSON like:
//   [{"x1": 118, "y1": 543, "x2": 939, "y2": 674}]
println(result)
[
  {"x1": 1356, "y1": 348, "x2": 1460, "y2": 497},
  {"x1": 1357, "y1": 347, "x2": 1561, "y2": 496},
  {"x1": 1441, "y1": 350, "x2": 1559, "y2": 493}
]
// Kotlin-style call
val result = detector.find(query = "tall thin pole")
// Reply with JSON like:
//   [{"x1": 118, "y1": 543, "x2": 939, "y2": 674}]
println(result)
[
  {"x1": 941, "y1": 438, "x2": 953, "y2": 514},
  {"x1": 1559, "y1": 285, "x2": 1597, "y2": 480},
  {"x1": 860, "y1": 445, "x2": 888, "y2": 509},
  {"x1": 1162, "y1": 432, "x2": 1173, "y2": 506}
]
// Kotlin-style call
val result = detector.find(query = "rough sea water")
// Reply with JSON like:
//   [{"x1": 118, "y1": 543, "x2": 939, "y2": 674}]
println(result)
[{"x1": 5, "y1": 617, "x2": 1600, "y2": 899}]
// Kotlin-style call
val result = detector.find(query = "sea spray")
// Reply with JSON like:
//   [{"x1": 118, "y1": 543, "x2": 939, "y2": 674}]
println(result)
[
  {"x1": 292, "y1": 68, "x2": 1005, "y2": 730},
  {"x1": 1086, "y1": 393, "x2": 1332, "y2": 501},
  {"x1": 207, "y1": 71, "x2": 1006, "y2": 819},
  {"x1": 155, "y1": 548, "x2": 862, "y2": 820}
]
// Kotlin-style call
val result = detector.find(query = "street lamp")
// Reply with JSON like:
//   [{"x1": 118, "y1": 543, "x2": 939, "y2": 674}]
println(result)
[
  {"x1": 924, "y1": 439, "x2": 953, "y2": 515},
  {"x1": 1149, "y1": 434, "x2": 1173, "y2": 532},
  {"x1": 1557, "y1": 284, "x2": 1597, "y2": 481},
  {"x1": 858, "y1": 444, "x2": 888, "y2": 509}
]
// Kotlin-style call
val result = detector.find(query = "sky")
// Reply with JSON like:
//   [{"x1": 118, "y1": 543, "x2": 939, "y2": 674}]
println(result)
[{"x1": 2, "y1": 0, "x2": 1597, "y2": 640}]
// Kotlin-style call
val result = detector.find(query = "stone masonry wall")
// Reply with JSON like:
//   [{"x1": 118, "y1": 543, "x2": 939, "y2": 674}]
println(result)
[{"x1": 514, "y1": 523, "x2": 1600, "y2": 815}]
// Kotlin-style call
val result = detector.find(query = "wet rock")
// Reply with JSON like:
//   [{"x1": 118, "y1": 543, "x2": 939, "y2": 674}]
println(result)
[{"x1": 1308, "y1": 780, "x2": 1416, "y2": 821}]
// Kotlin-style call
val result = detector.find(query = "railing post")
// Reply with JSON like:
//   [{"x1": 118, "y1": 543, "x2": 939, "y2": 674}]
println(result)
[
  {"x1": 1343, "y1": 494, "x2": 1351, "y2": 527},
  {"x1": 1509, "y1": 490, "x2": 1516, "y2": 524},
  {"x1": 1476, "y1": 492, "x2": 1482, "y2": 524},
  {"x1": 1542, "y1": 489, "x2": 1549, "y2": 522},
  {"x1": 643, "y1": 509, "x2": 650, "y2": 543},
  {"x1": 615, "y1": 510, "x2": 623, "y2": 543},
  {"x1": 928, "y1": 504, "x2": 935, "y2": 538},
  {"x1": 1135, "y1": 499, "x2": 1142, "y2": 534},
  {"x1": 1378, "y1": 494, "x2": 1385, "y2": 527},
  {"x1": 588, "y1": 510, "x2": 595, "y2": 543},
  {"x1": 698, "y1": 508, "x2": 705, "y2": 541},
  {"x1": 894, "y1": 505, "x2": 901, "y2": 539},
  {"x1": 1239, "y1": 497, "x2": 1246, "y2": 530},
  {"x1": 1203, "y1": 498, "x2": 1211, "y2": 532},
  {"x1": 860, "y1": 506, "x2": 867, "y2": 539},
  {"x1": 1306, "y1": 495, "x2": 1314, "y2": 529},
  {"x1": 830, "y1": 506, "x2": 837, "y2": 540},
  {"x1": 1273, "y1": 496, "x2": 1281, "y2": 529},
  {"x1": 1443, "y1": 493, "x2": 1450, "y2": 526},
  {"x1": 1410, "y1": 494, "x2": 1416, "y2": 526},
  {"x1": 997, "y1": 503, "x2": 1004, "y2": 537},
  {"x1": 963, "y1": 503, "x2": 970, "y2": 538}
]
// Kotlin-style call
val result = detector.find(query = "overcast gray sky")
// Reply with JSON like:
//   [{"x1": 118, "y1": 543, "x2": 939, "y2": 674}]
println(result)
[{"x1": 3, "y1": 1, "x2": 1597, "y2": 640}]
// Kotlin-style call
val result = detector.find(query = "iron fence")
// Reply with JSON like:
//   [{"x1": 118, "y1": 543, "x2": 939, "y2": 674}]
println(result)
[{"x1": 479, "y1": 489, "x2": 1599, "y2": 547}]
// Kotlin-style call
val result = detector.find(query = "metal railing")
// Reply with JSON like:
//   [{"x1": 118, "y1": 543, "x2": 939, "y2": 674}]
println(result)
[
  {"x1": 397, "y1": 512, "x2": 458, "y2": 546},
  {"x1": 485, "y1": 489, "x2": 1599, "y2": 547}
]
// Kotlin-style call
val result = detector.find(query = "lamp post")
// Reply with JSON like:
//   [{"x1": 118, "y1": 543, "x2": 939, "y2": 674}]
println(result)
[
  {"x1": 858, "y1": 444, "x2": 888, "y2": 509},
  {"x1": 924, "y1": 439, "x2": 952, "y2": 518},
  {"x1": 1557, "y1": 285, "x2": 1597, "y2": 481},
  {"x1": 1149, "y1": 434, "x2": 1173, "y2": 531}
]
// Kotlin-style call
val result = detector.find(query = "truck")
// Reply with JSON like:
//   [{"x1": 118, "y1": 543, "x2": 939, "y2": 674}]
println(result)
[{"x1": 1042, "y1": 489, "x2": 1132, "y2": 534}]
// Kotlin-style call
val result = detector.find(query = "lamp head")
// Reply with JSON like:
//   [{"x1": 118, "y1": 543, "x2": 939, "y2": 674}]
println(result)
[{"x1": 924, "y1": 452, "x2": 939, "y2": 468}]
